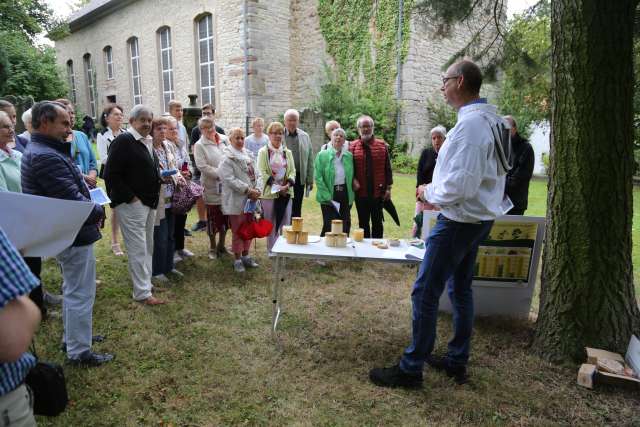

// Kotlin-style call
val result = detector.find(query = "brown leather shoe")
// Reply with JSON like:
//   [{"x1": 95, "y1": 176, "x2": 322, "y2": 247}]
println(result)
[{"x1": 140, "y1": 296, "x2": 166, "y2": 305}]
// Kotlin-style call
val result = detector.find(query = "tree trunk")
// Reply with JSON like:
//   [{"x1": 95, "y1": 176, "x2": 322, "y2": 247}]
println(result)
[{"x1": 533, "y1": 0, "x2": 640, "y2": 361}]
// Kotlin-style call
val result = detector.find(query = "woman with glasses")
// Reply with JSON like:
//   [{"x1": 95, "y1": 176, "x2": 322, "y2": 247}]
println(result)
[
  {"x1": 257, "y1": 121, "x2": 296, "y2": 254},
  {"x1": 97, "y1": 103, "x2": 126, "y2": 255}
]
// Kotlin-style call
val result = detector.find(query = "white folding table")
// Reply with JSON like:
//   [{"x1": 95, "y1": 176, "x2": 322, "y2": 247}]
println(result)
[{"x1": 270, "y1": 236, "x2": 422, "y2": 339}]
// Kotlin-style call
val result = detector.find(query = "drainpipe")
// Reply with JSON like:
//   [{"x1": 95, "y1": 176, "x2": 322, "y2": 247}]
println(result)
[
  {"x1": 243, "y1": 0, "x2": 251, "y2": 135},
  {"x1": 394, "y1": 0, "x2": 404, "y2": 153}
]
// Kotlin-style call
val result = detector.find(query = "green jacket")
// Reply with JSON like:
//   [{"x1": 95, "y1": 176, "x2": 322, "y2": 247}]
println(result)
[
  {"x1": 314, "y1": 147, "x2": 354, "y2": 206},
  {"x1": 256, "y1": 145, "x2": 296, "y2": 199}
]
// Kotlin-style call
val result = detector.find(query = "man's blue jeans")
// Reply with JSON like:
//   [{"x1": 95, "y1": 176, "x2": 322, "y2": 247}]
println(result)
[{"x1": 400, "y1": 214, "x2": 493, "y2": 374}]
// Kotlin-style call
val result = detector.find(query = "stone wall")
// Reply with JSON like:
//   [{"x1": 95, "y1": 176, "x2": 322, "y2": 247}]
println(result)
[{"x1": 398, "y1": 8, "x2": 502, "y2": 155}]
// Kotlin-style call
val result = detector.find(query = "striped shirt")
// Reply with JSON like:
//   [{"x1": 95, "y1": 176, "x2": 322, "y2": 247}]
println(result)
[{"x1": 0, "y1": 227, "x2": 39, "y2": 396}]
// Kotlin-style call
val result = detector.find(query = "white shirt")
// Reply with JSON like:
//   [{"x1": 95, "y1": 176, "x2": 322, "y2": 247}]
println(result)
[
  {"x1": 127, "y1": 127, "x2": 154, "y2": 157},
  {"x1": 333, "y1": 151, "x2": 346, "y2": 185},
  {"x1": 96, "y1": 127, "x2": 122, "y2": 166},
  {"x1": 424, "y1": 101, "x2": 506, "y2": 223}
]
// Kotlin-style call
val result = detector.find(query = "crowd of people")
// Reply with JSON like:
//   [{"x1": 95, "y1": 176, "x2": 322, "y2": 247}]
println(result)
[{"x1": 0, "y1": 58, "x2": 537, "y2": 423}]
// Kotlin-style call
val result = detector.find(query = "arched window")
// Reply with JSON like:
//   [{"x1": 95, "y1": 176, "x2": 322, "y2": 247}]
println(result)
[
  {"x1": 128, "y1": 37, "x2": 143, "y2": 105},
  {"x1": 196, "y1": 14, "x2": 215, "y2": 106},
  {"x1": 83, "y1": 53, "x2": 97, "y2": 118},
  {"x1": 103, "y1": 46, "x2": 114, "y2": 80},
  {"x1": 66, "y1": 60, "x2": 77, "y2": 104},
  {"x1": 158, "y1": 27, "x2": 175, "y2": 113}
]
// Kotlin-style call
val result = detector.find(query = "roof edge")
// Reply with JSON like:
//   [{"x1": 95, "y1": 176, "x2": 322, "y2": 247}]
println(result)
[{"x1": 68, "y1": 0, "x2": 138, "y2": 33}]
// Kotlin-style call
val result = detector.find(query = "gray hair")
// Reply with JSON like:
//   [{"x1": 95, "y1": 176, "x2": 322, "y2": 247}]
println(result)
[
  {"x1": 284, "y1": 109, "x2": 299, "y2": 120},
  {"x1": 21, "y1": 108, "x2": 32, "y2": 125},
  {"x1": 331, "y1": 127, "x2": 346, "y2": 140},
  {"x1": 356, "y1": 115, "x2": 374, "y2": 128},
  {"x1": 163, "y1": 114, "x2": 178, "y2": 126},
  {"x1": 430, "y1": 125, "x2": 447, "y2": 137},
  {"x1": 129, "y1": 104, "x2": 153, "y2": 121},
  {"x1": 31, "y1": 101, "x2": 67, "y2": 130},
  {"x1": 503, "y1": 115, "x2": 516, "y2": 130}
]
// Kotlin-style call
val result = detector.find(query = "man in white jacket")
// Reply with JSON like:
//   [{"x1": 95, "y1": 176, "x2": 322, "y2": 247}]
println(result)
[{"x1": 370, "y1": 59, "x2": 507, "y2": 388}]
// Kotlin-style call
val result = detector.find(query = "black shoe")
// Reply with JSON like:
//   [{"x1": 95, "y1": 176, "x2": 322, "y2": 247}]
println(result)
[
  {"x1": 66, "y1": 350, "x2": 114, "y2": 367},
  {"x1": 191, "y1": 220, "x2": 207, "y2": 232},
  {"x1": 60, "y1": 335, "x2": 106, "y2": 353},
  {"x1": 426, "y1": 355, "x2": 469, "y2": 385},
  {"x1": 369, "y1": 364, "x2": 423, "y2": 389},
  {"x1": 184, "y1": 228, "x2": 192, "y2": 237}
]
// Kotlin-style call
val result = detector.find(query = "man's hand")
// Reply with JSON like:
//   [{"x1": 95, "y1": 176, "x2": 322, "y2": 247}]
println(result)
[
  {"x1": 307, "y1": 183, "x2": 313, "y2": 192},
  {"x1": 416, "y1": 184, "x2": 429, "y2": 202},
  {"x1": 84, "y1": 174, "x2": 97, "y2": 188},
  {"x1": 353, "y1": 179, "x2": 360, "y2": 192},
  {"x1": 384, "y1": 189, "x2": 391, "y2": 201}
]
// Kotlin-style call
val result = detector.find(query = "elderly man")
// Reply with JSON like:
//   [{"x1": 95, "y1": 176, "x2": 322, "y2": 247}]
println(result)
[
  {"x1": 370, "y1": 60, "x2": 507, "y2": 388},
  {"x1": 190, "y1": 103, "x2": 225, "y2": 232},
  {"x1": 349, "y1": 115, "x2": 392, "y2": 238},
  {"x1": 21, "y1": 101, "x2": 113, "y2": 366},
  {"x1": 104, "y1": 105, "x2": 165, "y2": 306},
  {"x1": 283, "y1": 109, "x2": 314, "y2": 217},
  {"x1": 503, "y1": 115, "x2": 534, "y2": 215}
]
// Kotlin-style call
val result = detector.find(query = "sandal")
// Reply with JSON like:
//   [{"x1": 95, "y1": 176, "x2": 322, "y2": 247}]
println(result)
[{"x1": 111, "y1": 243, "x2": 124, "y2": 256}]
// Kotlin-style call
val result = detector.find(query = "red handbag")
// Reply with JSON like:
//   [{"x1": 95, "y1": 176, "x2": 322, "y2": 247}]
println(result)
[{"x1": 237, "y1": 214, "x2": 273, "y2": 240}]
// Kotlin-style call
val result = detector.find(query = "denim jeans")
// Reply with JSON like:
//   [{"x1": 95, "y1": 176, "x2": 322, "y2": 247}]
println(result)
[
  {"x1": 152, "y1": 208, "x2": 175, "y2": 276},
  {"x1": 400, "y1": 214, "x2": 493, "y2": 374}
]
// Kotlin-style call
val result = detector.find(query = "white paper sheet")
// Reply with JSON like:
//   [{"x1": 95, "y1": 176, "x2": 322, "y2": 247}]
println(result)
[
  {"x1": 89, "y1": 188, "x2": 111, "y2": 205},
  {"x1": 0, "y1": 192, "x2": 95, "y2": 257},
  {"x1": 331, "y1": 201, "x2": 340, "y2": 213}
]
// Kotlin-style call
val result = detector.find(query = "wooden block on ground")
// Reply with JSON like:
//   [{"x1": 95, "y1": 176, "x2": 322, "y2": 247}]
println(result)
[{"x1": 577, "y1": 363, "x2": 596, "y2": 389}]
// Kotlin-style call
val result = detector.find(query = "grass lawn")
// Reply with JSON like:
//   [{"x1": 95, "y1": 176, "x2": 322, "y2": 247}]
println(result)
[{"x1": 35, "y1": 174, "x2": 639, "y2": 426}]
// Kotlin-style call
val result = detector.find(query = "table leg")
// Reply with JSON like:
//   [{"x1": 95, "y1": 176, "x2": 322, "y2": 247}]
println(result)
[{"x1": 272, "y1": 256, "x2": 283, "y2": 340}]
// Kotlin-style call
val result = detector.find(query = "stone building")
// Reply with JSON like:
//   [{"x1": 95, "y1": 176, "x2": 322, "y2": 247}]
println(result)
[{"x1": 55, "y1": 0, "x2": 499, "y2": 152}]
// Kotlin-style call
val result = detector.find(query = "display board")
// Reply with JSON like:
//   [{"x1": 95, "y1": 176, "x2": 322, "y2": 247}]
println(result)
[{"x1": 421, "y1": 212, "x2": 546, "y2": 318}]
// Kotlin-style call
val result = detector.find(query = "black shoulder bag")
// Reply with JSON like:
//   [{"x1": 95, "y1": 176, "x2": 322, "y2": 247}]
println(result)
[{"x1": 25, "y1": 341, "x2": 68, "y2": 416}]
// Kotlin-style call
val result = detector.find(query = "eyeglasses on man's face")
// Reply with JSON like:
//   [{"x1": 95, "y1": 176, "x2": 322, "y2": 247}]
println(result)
[{"x1": 442, "y1": 75, "x2": 460, "y2": 86}]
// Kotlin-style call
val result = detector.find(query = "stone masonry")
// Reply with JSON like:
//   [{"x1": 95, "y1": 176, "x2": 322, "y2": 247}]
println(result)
[{"x1": 56, "y1": 0, "x2": 499, "y2": 154}]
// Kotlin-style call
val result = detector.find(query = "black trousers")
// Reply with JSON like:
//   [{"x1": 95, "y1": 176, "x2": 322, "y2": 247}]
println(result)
[
  {"x1": 23, "y1": 256, "x2": 45, "y2": 316},
  {"x1": 320, "y1": 186, "x2": 351, "y2": 236},
  {"x1": 355, "y1": 197, "x2": 384, "y2": 238},
  {"x1": 292, "y1": 175, "x2": 305, "y2": 218},
  {"x1": 507, "y1": 207, "x2": 525, "y2": 215},
  {"x1": 174, "y1": 213, "x2": 188, "y2": 251}
]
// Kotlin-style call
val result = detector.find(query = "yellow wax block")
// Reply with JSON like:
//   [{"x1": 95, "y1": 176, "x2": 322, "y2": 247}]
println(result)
[
  {"x1": 353, "y1": 229, "x2": 364, "y2": 242},
  {"x1": 325, "y1": 233, "x2": 337, "y2": 247},
  {"x1": 285, "y1": 229, "x2": 297, "y2": 244},
  {"x1": 335, "y1": 233, "x2": 347, "y2": 247},
  {"x1": 291, "y1": 217, "x2": 303, "y2": 232},
  {"x1": 298, "y1": 231, "x2": 308, "y2": 245}
]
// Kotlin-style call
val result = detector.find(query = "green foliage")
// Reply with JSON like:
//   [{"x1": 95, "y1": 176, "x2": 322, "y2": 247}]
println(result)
[
  {"x1": 498, "y1": 1, "x2": 550, "y2": 135},
  {"x1": 313, "y1": 67, "x2": 399, "y2": 151},
  {"x1": 0, "y1": 0, "x2": 55, "y2": 40},
  {"x1": 391, "y1": 151, "x2": 418, "y2": 173},
  {"x1": 426, "y1": 99, "x2": 457, "y2": 132},
  {"x1": 317, "y1": 0, "x2": 412, "y2": 97},
  {"x1": 0, "y1": 31, "x2": 67, "y2": 101}
]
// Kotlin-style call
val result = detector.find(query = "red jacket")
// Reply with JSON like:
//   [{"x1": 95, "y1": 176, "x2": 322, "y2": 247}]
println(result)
[{"x1": 350, "y1": 137, "x2": 391, "y2": 198}]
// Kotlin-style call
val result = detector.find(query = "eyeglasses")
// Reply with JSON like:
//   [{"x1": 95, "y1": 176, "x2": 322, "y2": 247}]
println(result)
[
  {"x1": 0, "y1": 125, "x2": 12, "y2": 130},
  {"x1": 442, "y1": 75, "x2": 460, "y2": 85}
]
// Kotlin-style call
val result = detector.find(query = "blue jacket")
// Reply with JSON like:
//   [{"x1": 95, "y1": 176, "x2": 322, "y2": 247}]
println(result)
[
  {"x1": 21, "y1": 133, "x2": 103, "y2": 247},
  {"x1": 71, "y1": 130, "x2": 97, "y2": 175}
]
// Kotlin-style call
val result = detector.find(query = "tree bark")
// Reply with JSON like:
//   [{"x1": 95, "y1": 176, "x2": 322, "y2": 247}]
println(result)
[{"x1": 533, "y1": 0, "x2": 640, "y2": 361}]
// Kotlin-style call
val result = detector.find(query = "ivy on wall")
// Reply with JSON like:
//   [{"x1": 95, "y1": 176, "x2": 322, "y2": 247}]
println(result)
[{"x1": 318, "y1": 0, "x2": 413, "y2": 97}]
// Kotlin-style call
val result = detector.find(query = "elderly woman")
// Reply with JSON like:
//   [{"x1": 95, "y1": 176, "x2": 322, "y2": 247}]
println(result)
[
  {"x1": 151, "y1": 117, "x2": 185, "y2": 282},
  {"x1": 165, "y1": 115, "x2": 194, "y2": 262},
  {"x1": 97, "y1": 103, "x2": 126, "y2": 255},
  {"x1": 194, "y1": 116, "x2": 229, "y2": 260},
  {"x1": 257, "y1": 121, "x2": 296, "y2": 254},
  {"x1": 412, "y1": 125, "x2": 446, "y2": 237},
  {"x1": 314, "y1": 128, "x2": 354, "y2": 236},
  {"x1": 219, "y1": 128, "x2": 262, "y2": 272},
  {"x1": 56, "y1": 99, "x2": 98, "y2": 189},
  {"x1": 0, "y1": 111, "x2": 21, "y2": 192}
]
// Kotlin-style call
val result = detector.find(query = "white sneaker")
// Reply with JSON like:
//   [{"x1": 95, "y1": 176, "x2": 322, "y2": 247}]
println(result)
[
  {"x1": 241, "y1": 256, "x2": 259, "y2": 268},
  {"x1": 152, "y1": 274, "x2": 169, "y2": 283},
  {"x1": 208, "y1": 250, "x2": 218, "y2": 260},
  {"x1": 178, "y1": 249, "x2": 195, "y2": 258},
  {"x1": 173, "y1": 252, "x2": 183, "y2": 263},
  {"x1": 234, "y1": 260, "x2": 246, "y2": 273},
  {"x1": 170, "y1": 269, "x2": 184, "y2": 278}
]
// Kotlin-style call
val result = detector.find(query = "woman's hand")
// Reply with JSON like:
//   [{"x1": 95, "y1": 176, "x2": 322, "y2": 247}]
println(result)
[
  {"x1": 248, "y1": 189, "x2": 261, "y2": 200},
  {"x1": 175, "y1": 175, "x2": 187, "y2": 187},
  {"x1": 352, "y1": 178, "x2": 360, "y2": 192},
  {"x1": 279, "y1": 183, "x2": 289, "y2": 196},
  {"x1": 180, "y1": 170, "x2": 191, "y2": 180}
]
